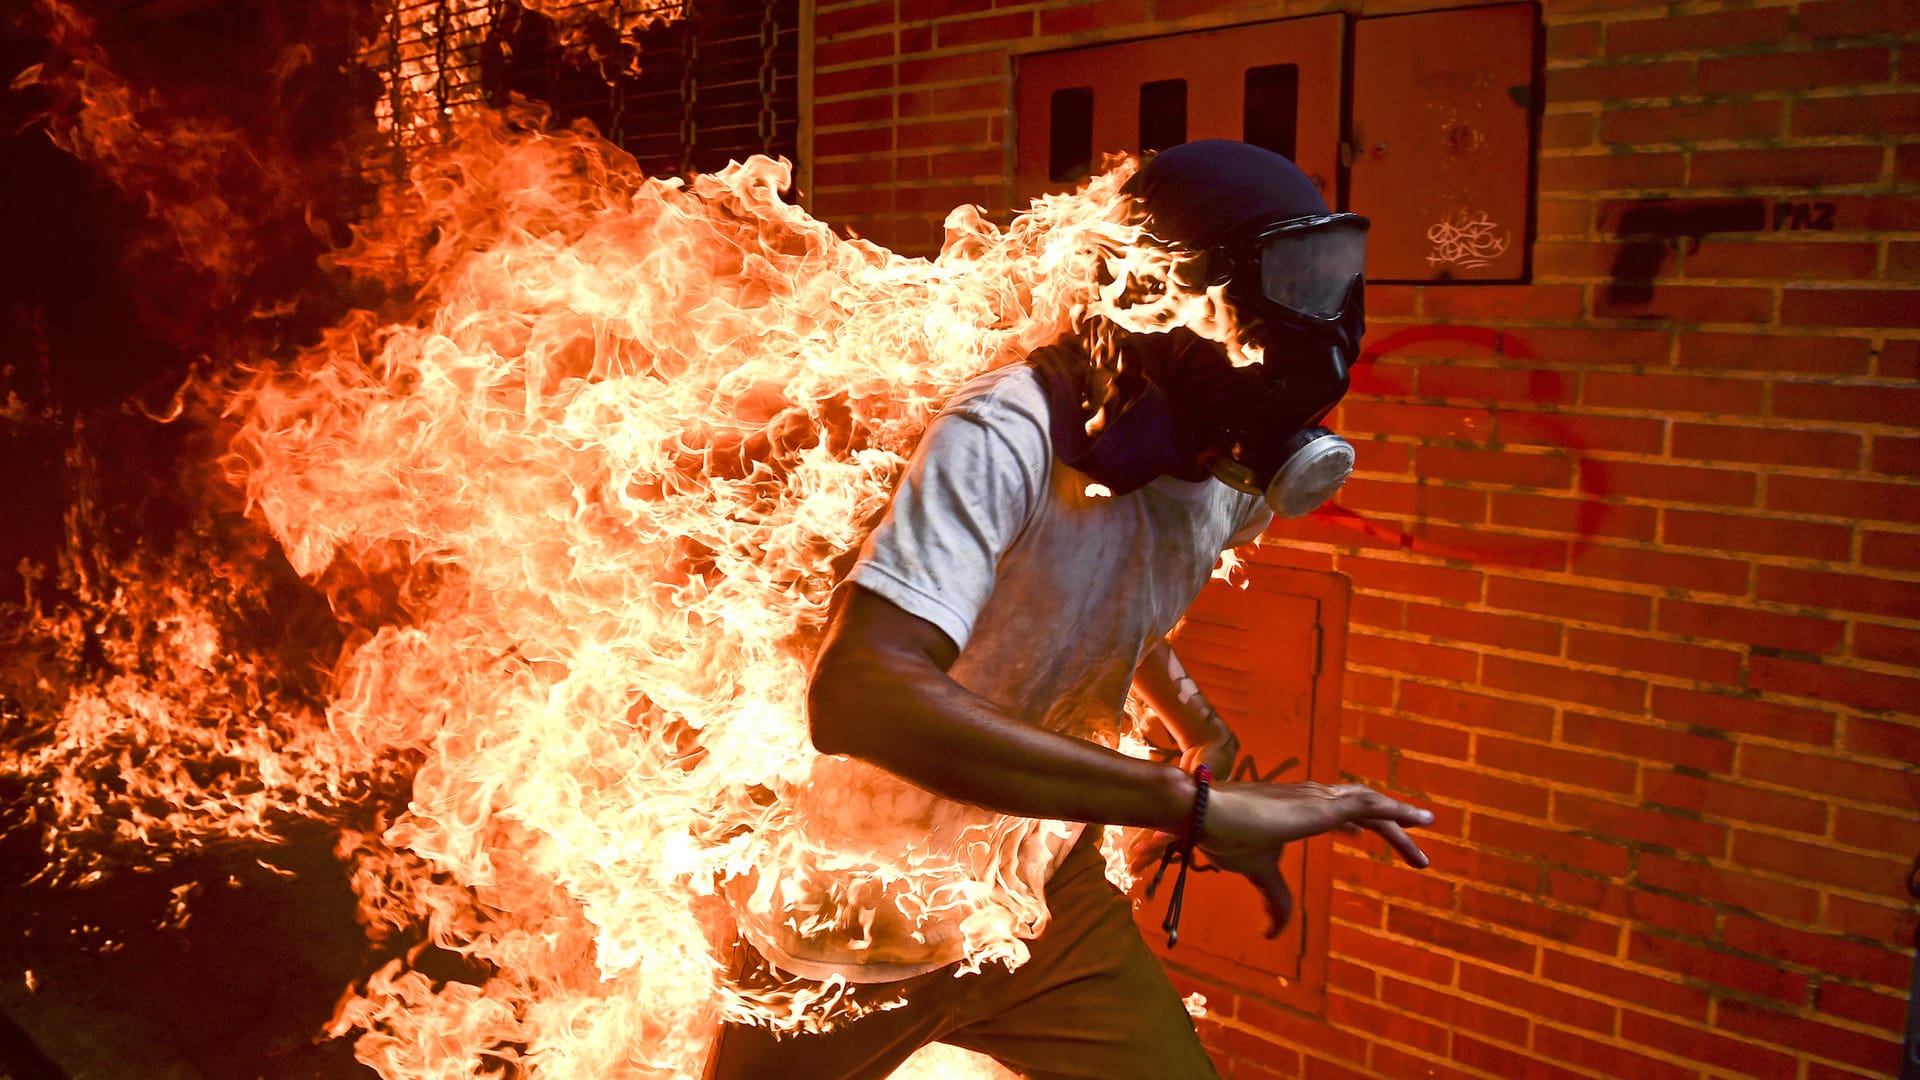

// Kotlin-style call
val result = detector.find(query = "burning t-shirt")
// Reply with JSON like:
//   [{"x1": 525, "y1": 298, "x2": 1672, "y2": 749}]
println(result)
[{"x1": 735, "y1": 360, "x2": 1268, "y2": 983}]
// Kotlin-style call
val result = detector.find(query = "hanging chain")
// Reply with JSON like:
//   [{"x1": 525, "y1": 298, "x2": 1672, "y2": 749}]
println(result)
[
  {"x1": 678, "y1": 0, "x2": 699, "y2": 174},
  {"x1": 386, "y1": 0, "x2": 404, "y2": 164},
  {"x1": 607, "y1": 0, "x2": 627, "y2": 147},
  {"x1": 756, "y1": 0, "x2": 777, "y2": 158}
]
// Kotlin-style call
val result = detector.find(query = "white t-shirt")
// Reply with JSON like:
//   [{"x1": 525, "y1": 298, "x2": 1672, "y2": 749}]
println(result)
[{"x1": 749, "y1": 363, "x2": 1269, "y2": 982}]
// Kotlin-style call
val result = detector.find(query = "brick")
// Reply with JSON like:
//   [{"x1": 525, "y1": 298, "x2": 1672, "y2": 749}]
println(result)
[
  {"x1": 1778, "y1": 472, "x2": 1920, "y2": 523},
  {"x1": 1566, "y1": 627, "x2": 1742, "y2": 684},
  {"x1": 1490, "y1": 493, "x2": 1657, "y2": 541},
  {"x1": 1758, "y1": 564, "x2": 1920, "y2": 618},
  {"x1": 1534, "y1": 1025, "x2": 1695, "y2": 1080},
  {"x1": 1398, "y1": 756, "x2": 1549, "y2": 817},
  {"x1": 1568, "y1": 543, "x2": 1749, "y2": 595},
  {"x1": 1902, "y1": 144, "x2": 1920, "y2": 184},
  {"x1": 1036, "y1": 0, "x2": 1152, "y2": 35},
  {"x1": 1540, "y1": 110, "x2": 1596, "y2": 150},
  {"x1": 1601, "y1": 99, "x2": 1783, "y2": 146},
  {"x1": 1547, "y1": 60, "x2": 1691, "y2": 102},
  {"x1": 1389, "y1": 905, "x2": 1538, "y2": 972},
  {"x1": 1733, "y1": 829, "x2": 1910, "y2": 894},
  {"x1": 1651, "y1": 685, "x2": 1834, "y2": 744},
  {"x1": 816, "y1": 29, "x2": 895, "y2": 68},
  {"x1": 1473, "y1": 814, "x2": 1631, "y2": 877},
  {"x1": 1585, "y1": 372, "x2": 1766, "y2": 415},
  {"x1": 1520, "y1": 327, "x2": 1672, "y2": 368},
  {"x1": 1555, "y1": 791, "x2": 1728, "y2": 857},
  {"x1": 897, "y1": 50, "x2": 1002, "y2": 86},
  {"x1": 1774, "y1": 382, "x2": 1920, "y2": 426},
  {"x1": 1460, "y1": 886, "x2": 1622, "y2": 954},
  {"x1": 1486, "y1": 575, "x2": 1649, "y2": 629},
  {"x1": 1415, "y1": 524, "x2": 1570, "y2": 572},
  {"x1": 1578, "y1": 459, "x2": 1756, "y2": 506},
  {"x1": 815, "y1": 125, "x2": 893, "y2": 156},
  {"x1": 1677, "y1": 331, "x2": 1871, "y2": 375},
  {"x1": 1330, "y1": 885, "x2": 1385, "y2": 928},
  {"x1": 1834, "y1": 803, "x2": 1920, "y2": 856},
  {"x1": 1329, "y1": 920, "x2": 1457, "y2": 984},
  {"x1": 816, "y1": 0, "x2": 892, "y2": 35},
  {"x1": 900, "y1": 0, "x2": 989, "y2": 20},
  {"x1": 1340, "y1": 401, "x2": 1491, "y2": 441},
  {"x1": 1348, "y1": 632, "x2": 1479, "y2": 683},
  {"x1": 1547, "y1": 21, "x2": 1601, "y2": 59},
  {"x1": 1643, "y1": 770, "x2": 1826, "y2": 833},
  {"x1": 1350, "y1": 593, "x2": 1405, "y2": 631},
  {"x1": 1606, "y1": 8, "x2": 1790, "y2": 54},
  {"x1": 1825, "y1": 893, "x2": 1918, "y2": 943},
  {"x1": 1691, "y1": 146, "x2": 1884, "y2": 188},
  {"x1": 1824, "y1": 195, "x2": 1920, "y2": 232},
  {"x1": 1500, "y1": 414, "x2": 1666, "y2": 460},
  {"x1": 1461, "y1": 960, "x2": 1614, "y2": 1032},
  {"x1": 1344, "y1": 555, "x2": 1485, "y2": 603},
  {"x1": 1359, "y1": 710, "x2": 1470, "y2": 761},
  {"x1": 934, "y1": 11, "x2": 1032, "y2": 49},
  {"x1": 1423, "y1": 286, "x2": 1586, "y2": 322},
  {"x1": 1479, "y1": 735, "x2": 1638, "y2": 794},
  {"x1": 1740, "y1": 743, "x2": 1913, "y2": 806},
  {"x1": 1208, "y1": 1022, "x2": 1306, "y2": 1075},
  {"x1": 1818, "y1": 983, "x2": 1909, "y2": 1033},
  {"x1": 1236, "y1": 994, "x2": 1371, "y2": 1064},
  {"x1": 1783, "y1": 288, "x2": 1920, "y2": 330},
  {"x1": 1637, "y1": 851, "x2": 1820, "y2": 923},
  {"x1": 1405, "y1": 603, "x2": 1561, "y2": 655},
  {"x1": 896, "y1": 117, "x2": 992, "y2": 151},
  {"x1": 898, "y1": 81, "x2": 1005, "y2": 117},
  {"x1": 1684, "y1": 239, "x2": 1881, "y2": 281},
  {"x1": 1718, "y1": 1001, "x2": 1904, "y2": 1074},
  {"x1": 1451, "y1": 1034, "x2": 1587, "y2": 1080},
  {"x1": 1381, "y1": 974, "x2": 1530, "y2": 1044},
  {"x1": 1417, "y1": 366, "x2": 1578, "y2": 406},
  {"x1": 815, "y1": 94, "x2": 895, "y2": 127},
  {"x1": 1628, "y1": 929, "x2": 1809, "y2": 1003},
  {"x1": 1655, "y1": 596, "x2": 1845, "y2": 654},
  {"x1": 1485, "y1": 654, "x2": 1648, "y2": 714},
  {"x1": 1671, "y1": 422, "x2": 1862, "y2": 470},
  {"x1": 1327, "y1": 990, "x2": 1451, "y2": 1055},
  {"x1": 1797, "y1": 0, "x2": 1920, "y2": 38},
  {"x1": 1860, "y1": 529, "x2": 1920, "y2": 570},
  {"x1": 1620, "y1": 1010, "x2": 1796, "y2": 1076},
  {"x1": 1698, "y1": 47, "x2": 1892, "y2": 93},
  {"x1": 1750, "y1": 653, "x2": 1920, "y2": 714},
  {"x1": 1562, "y1": 712, "x2": 1734, "y2": 774},
  {"x1": 1841, "y1": 714, "x2": 1920, "y2": 762},
  {"x1": 1417, "y1": 446, "x2": 1573, "y2": 489},
  {"x1": 1399, "y1": 681, "x2": 1553, "y2": 739},
  {"x1": 1348, "y1": 360, "x2": 1414, "y2": 397},
  {"x1": 1364, "y1": 1047, "x2": 1472, "y2": 1080},
  {"x1": 1594, "y1": 284, "x2": 1775, "y2": 323},
  {"x1": 1794, "y1": 92, "x2": 1920, "y2": 137},
  {"x1": 1339, "y1": 478, "x2": 1487, "y2": 525},
  {"x1": 1538, "y1": 152, "x2": 1686, "y2": 192},
  {"x1": 1546, "y1": 952, "x2": 1708, "y2": 1020},
  {"x1": 1418, "y1": 836, "x2": 1540, "y2": 893},
  {"x1": 1661, "y1": 510, "x2": 1852, "y2": 562},
  {"x1": 1723, "y1": 916, "x2": 1911, "y2": 989},
  {"x1": 1890, "y1": 240, "x2": 1920, "y2": 282}
]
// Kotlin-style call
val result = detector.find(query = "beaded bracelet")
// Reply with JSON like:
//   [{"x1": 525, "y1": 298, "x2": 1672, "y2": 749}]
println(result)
[{"x1": 1146, "y1": 763, "x2": 1211, "y2": 948}]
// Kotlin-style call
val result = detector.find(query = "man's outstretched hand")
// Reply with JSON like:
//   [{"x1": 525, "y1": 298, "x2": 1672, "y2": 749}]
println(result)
[{"x1": 1155, "y1": 781, "x2": 1433, "y2": 939}]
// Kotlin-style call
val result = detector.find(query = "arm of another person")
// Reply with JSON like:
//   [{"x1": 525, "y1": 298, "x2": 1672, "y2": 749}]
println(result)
[{"x1": 1132, "y1": 638, "x2": 1239, "y2": 778}]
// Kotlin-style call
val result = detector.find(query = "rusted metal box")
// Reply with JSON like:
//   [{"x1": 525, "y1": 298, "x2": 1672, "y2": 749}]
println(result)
[
  {"x1": 1349, "y1": 3, "x2": 1538, "y2": 282},
  {"x1": 1013, "y1": 15, "x2": 1345, "y2": 209}
]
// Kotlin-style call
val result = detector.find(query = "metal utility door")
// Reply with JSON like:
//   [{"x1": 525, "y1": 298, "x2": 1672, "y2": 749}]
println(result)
[
  {"x1": 1013, "y1": 15, "x2": 1345, "y2": 206},
  {"x1": 1131, "y1": 566, "x2": 1347, "y2": 1014},
  {"x1": 1348, "y1": 2, "x2": 1538, "y2": 282}
]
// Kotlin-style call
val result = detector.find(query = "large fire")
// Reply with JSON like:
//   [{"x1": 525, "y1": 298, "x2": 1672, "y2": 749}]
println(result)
[{"x1": 3, "y1": 6, "x2": 1239, "y2": 1077}]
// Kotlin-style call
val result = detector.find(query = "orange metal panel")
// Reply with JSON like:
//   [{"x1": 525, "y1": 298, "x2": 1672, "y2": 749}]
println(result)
[
  {"x1": 1014, "y1": 16, "x2": 1345, "y2": 207},
  {"x1": 1131, "y1": 565, "x2": 1349, "y2": 1016},
  {"x1": 1349, "y1": 2, "x2": 1538, "y2": 282}
]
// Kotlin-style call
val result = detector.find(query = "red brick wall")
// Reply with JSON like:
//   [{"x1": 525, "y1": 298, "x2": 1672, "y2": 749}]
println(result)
[{"x1": 807, "y1": 1, "x2": 1920, "y2": 1077}]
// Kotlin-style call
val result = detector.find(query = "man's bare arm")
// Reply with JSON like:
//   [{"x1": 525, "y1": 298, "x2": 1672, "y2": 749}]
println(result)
[
  {"x1": 809, "y1": 585, "x2": 1434, "y2": 915},
  {"x1": 1132, "y1": 638, "x2": 1238, "y2": 774}
]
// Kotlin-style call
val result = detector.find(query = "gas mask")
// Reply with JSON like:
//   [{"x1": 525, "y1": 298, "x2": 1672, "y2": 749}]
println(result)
[
  {"x1": 1033, "y1": 140, "x2": 1368, "y2": 517},
  {"x1": 1185, "y1": 211, "x2": 1368, "y2": 518}
]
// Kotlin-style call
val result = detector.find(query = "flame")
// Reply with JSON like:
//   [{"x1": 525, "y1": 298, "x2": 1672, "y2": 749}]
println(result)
[{"x1": 6, "y1": 10, "x2": 1255, "y2": 1072}]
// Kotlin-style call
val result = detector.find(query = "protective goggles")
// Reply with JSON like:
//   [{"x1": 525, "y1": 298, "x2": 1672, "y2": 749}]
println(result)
[{"x1": 1249, "y1": 213, "x2": 1370, "y2": 327}]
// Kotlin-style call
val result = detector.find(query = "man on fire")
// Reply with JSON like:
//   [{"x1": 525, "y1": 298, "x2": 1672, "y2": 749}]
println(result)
[{"x1": 707, "y1": 140, "x2": 1435, "y2": 1079}]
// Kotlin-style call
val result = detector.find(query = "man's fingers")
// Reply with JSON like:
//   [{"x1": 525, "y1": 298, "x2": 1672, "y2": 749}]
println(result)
[
  {"x1": 1249, "y1": 864, "x2": 1293, "y2": 938},
  {"x1": 1360, "y1": 819, "x2": 1430, "y2": 869}
]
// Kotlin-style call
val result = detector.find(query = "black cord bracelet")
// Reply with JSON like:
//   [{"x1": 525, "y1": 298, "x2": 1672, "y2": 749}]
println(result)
[{"x1": 1146, "y1": 763, "x2": 1211, "y2": 948}]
